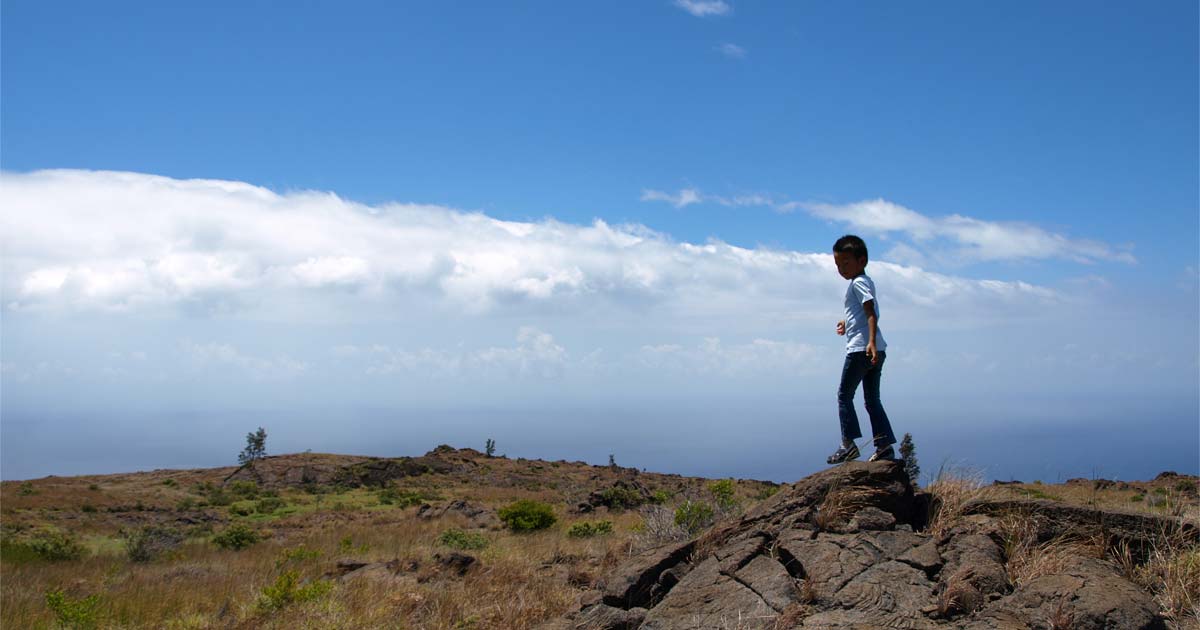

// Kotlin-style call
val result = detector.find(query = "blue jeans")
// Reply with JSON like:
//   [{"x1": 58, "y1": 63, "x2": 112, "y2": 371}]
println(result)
[{"x1": 838, "y1": 351, "x2": 896, "y2": 448}]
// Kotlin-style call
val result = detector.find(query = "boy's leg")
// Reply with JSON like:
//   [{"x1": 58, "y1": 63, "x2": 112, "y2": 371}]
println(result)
[
  {"x1": 837, "y1": 352, "x2": 870, "y2": 444},
  {"x1": 862, "y1": 351, "x2": 897, "y2": 449}
]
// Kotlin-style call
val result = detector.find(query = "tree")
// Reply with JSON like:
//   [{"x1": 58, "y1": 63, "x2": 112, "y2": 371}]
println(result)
[
  {"x1": 899, "y1": 433, "x2": 920, "y2": 486},
  {"x1": 608, "y1": 454, "x2": 617, "y2": 468},
  {"x1": 485, "y1": 438, "x2": 496, "y2": 458},
  {"x1": 238, "y1": 427, "x2": 268, "y2": 465}
]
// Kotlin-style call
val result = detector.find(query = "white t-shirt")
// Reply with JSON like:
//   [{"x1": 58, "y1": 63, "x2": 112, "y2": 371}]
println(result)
[{"x1": 844, "y1": 274, "x2": 886, "y2": 354}]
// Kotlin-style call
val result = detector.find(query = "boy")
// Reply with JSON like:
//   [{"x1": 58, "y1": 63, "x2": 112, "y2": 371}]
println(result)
[{"x1": 826, "y1": 235, "x2": 898, "y2": 464}]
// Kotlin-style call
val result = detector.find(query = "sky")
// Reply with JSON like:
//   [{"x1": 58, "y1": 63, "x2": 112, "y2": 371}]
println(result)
[{"x1": 2, "y1": 1, "x2": 1197, "y2": 483}]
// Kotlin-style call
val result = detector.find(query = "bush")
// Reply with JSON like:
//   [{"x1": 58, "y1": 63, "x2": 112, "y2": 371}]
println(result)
[
  {"x1": 229, "y1": 481, "x2": 260, "y2": 500},
  {"x1": 257, "y1": 570, "x2": 333, "y2": 613},
  {"x1": 599, "y1": 486, "x2": 644, "y2": 509},
  {"x1": 707, "y1": 479, "x2": 737, "y2": 509},
  {"x1": 674, "y1": 500, "x2": 715, "y2": 535},
  {"x1": 25, "y1": 529, "x2": 85, "y2": 561},
  {"x1": 498, "y1": 500, "x2": 557, "y2": 532},
  {"x1": 88, "y1": 484, "x2": 100, "y2": 491},
  {"x1": 276, "y1": 545, "x2": 321, "y2": 568},
  {"x1": 195, "y1": 482, "x2": 232, "y2": 507},
  {"x1": 122, "y1": 525, "x2": 183, "y2": 562},
  {"x1": 649, "y1": 489, "x2": 673, "y2": 505},
  {"x1": 229, "y1": 502, "x2": 255, "y2": 517},
  {"x1": 255, "y1": 497, "x2": 287, "y2": 514},
  {"x1": 1131, "y1": 494, "x2": 1145, "y2": 502},
  {"x1": 162, "y1": 479, "x2": 177, "y2": 487},
  {"x1": 80, "y1": 504, "x2": 97, "y2": 513},
  {"x1": 376, "y1": 486, "x2": 436, "y2": 508},
  {"x1": 176, "y1": 497, "x2": 199, "y2": 510},
  {"x1": 212, "y1": 523, "x2": 260, "y2": 551},
  {"x1": 438, "y1": 528, "x2": 489, "y2": 550},
  {"x1": 567, "y1": 520, "x2": 614, "y2": 538},
  {"x1": 754, "y1": 485, "x2": 781, "y2": 501},
  {"x1": 18, "y1": 482, "x2": 36, "y2": 496},
  {"x1": 45, "y1": 589, "x2": 102, "y2": 629}
]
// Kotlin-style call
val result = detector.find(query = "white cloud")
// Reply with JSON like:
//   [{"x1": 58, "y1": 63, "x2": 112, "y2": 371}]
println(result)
[
  {"x1": 1, "y1": 170, "x2": 1063, "y2": 332},
  {"x1": 674, "y1": 0, "x2": 730, "y2": 17},
  {"x1": 805, "y1": 198, "x2": 1136, "y2": 265},
  {"x1": 640, "y1": 188, "x2": 703, "y2": 208},
  {"x1": 716, "y1": 43, "x2": 746, "y2": 59}
]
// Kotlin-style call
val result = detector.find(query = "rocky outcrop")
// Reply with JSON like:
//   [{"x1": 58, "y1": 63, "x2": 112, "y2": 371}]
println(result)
[
  {"x1": 222, "y1": 451, "x2": 466, "y2": 489},
  {"x1": 545, "y1": 461, "x2": 1184, "y2": 630},
  {"x1": 416, "y1": 499, "x2": 500, "y2": 529}
]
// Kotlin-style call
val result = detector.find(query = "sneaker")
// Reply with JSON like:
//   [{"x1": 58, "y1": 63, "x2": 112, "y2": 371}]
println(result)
[
  {"x1": 826, "y1": 443, "x2": 860, "y2": 465},
  {"x1": 868, "y1": 445, "x2": 895, "y2": 462}
]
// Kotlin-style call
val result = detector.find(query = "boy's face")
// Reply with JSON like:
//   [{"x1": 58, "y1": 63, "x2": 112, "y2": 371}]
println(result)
[{"x1": 833, "y1": 251, "x2": 866, "y2": 280}]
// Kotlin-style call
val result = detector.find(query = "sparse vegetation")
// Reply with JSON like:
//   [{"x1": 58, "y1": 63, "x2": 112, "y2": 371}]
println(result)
[
  {"x1": 485, "y1": 438, "x2": 496, "y2": 457},
  {"x1": 20, "y1": 529, "x2": 86, "y2": 561}
]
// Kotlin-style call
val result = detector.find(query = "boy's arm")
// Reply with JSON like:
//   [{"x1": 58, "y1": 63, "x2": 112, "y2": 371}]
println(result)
[{"x1": 863, "y1": 300, "x2": 879, "y2": 364}]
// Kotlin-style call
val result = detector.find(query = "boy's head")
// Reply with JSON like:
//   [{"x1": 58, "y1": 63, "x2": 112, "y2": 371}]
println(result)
[{"x1": 832, "y1": 235, "x2": 868, "y2": 280}]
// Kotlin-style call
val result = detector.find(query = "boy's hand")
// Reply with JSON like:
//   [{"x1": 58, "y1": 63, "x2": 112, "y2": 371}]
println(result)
[
  {"x1": 836, "y1": 320, "x2": 845, "y2": 336},
  {"x1": 866, "y1": 342, "x2": 878, "y2": 365}
]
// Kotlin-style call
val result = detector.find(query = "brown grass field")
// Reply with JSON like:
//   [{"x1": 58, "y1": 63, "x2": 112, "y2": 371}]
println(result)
[{"x1": 1, "y1": 449, "x2": 1196, "y2": 629}]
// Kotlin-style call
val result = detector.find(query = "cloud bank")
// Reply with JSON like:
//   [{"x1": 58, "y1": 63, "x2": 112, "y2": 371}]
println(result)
[{"x1": 2, "y1": 170, "x2": 1056, "y2": 330}]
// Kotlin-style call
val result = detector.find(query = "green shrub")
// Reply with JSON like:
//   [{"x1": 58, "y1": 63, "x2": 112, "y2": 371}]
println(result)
[
  {"x1": 599, "y1": 486, "x2": 643, "y2": 509},
  {"x1": 1153, "y1": 487, "x2": 1168, "y2": 496},
  {"x1": 18, "y1": 482, "x2": 36, "y2": 496},
  {"x1": 162, "y1": 479, "x2": 177, "y2": 487},
  {"x1": 229, "y1": 502, "x2": 255, "y2": 517},
  {"x1": 674, "y1": 500, "x2": 715, "y2": 535},
  {"x1": 195, "y1": 482, "x2": 232, "y2": 507},
  {"x1": 45, "y1": 589, "x2": 101, "y2": 629},
  {"x1": 176, "y1": 497, "x2": 198, "y2": 511},
  {"x1": 212, "y1": 524, "x2": 260, "y2": 551},
  {"x1": 649, "y1": 489, "x2": 673, "y2": 505},
  {"x1": 376, "y1": 486, "x2": 436, "y2": 508},
  {"x1": 438, "y1": 528, "x2": 489, "y2": 550},
  {"x1": 707, "y1": 479, "x2": 737, "y2": 509},
  {"x1": 257, "y1": 570, "x2": 333, "y2": 613},
  {"x1": 754, "y1": 485, "x2": 780, "y2": 501},
  {"x1": 276, "y1": 545, "x2": 321, "y2": 568},
  {"x1": 498, "y1": 500, "x2": 556, "y2": 532},
  {"x1": 1131, "y1": 494, "x2": 1145, "y2": 502},
  {"x1": 80, "y1": 504, "x2": 97, "y2": 513},
  {"x1": 1175, "y1": 480, "x2": 1196, "y2": 493},
  {"x1": 88, "y1": 484, "x2": 100, "y2": 491},
  {"x1": 567, "y1": 520, "x2": 614, "y2": 538},
  {"x1": 25, "y1": 529, "x2": 85, "y2": 561},
  {"x1": 229, "y1": 481, "x2": 260, "y2": 500},
  {"x1": 338, "y1": 536, "x2": 370, "y2": 554},
  {"x1": 255, "y1": 497, "x2": 287, "y2": 514},
  {"x1": 0, "y1": 538, "x2": 43, "y2": 564},
  {"x1": 122, "y1": 525, "x2": 183, "y2": 563}
]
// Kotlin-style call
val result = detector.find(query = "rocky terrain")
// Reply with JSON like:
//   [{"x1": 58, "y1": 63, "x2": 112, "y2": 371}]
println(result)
[
  {"x1": 1, "y1": 448, "x2": 1196, "y2": 629},
  {"x1": 545, "y1": 461, "x2": 1198, "y2": 630}
]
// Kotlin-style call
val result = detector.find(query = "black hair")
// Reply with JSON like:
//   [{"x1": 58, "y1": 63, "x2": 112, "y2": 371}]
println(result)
[{"x1": 832, "y1": 235, "x2": 868, "y2": 263}]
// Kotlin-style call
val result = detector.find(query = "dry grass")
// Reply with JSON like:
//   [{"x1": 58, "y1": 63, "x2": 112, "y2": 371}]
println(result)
[
  {"x1": 812, "y1": 485, "x2": 880, "y2": 531},
  {"x1": 1, "y1": 449, "x2": 760, "y2": 629},
  {"x1": 998, "y1": 512, "x2": 1104, "y2": 587},
  {"x1": 924, "y1": 464, "x2": 988, "y2": 539},
  {"x1": 1111, "y1": 525, "x2": 1200, "y2": 629}
]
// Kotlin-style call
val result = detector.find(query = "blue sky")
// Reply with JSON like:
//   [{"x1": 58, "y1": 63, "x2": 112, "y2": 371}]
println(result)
[{"x1": 2, "y1": 1, "x2": 1197, "y2": 482}]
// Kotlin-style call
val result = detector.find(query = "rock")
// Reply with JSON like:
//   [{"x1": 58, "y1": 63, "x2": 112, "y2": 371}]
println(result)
[
  {"x1": 961, "y1": 557, "x2": 1166, "y2": 630},
  {"x1": 847, "y1": 506, "x2": 896, "y2": 532},
  {"x1": 433, "y1": 551, "x2": 477, "y2": 576},
  {"x1": 961, "y1": 497, "x2": 1199, "y2": 552},
  {"x1": 573, "y1": 604, "x2": 646, "y2": 630},
  {"x1": 577, "y1": 479, "x2": 654, "y2": 513},
  {"x1": 415, "y1": 499, "x2": 500, "y2": 529},
  {"x1": 545, "y1": 460, "x2": 1176, "y2": 630}
]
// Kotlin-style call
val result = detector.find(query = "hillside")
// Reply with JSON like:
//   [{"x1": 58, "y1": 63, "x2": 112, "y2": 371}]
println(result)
[{"x1": 0, "y1": 447, "x2": 1196, "y2": 629}]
